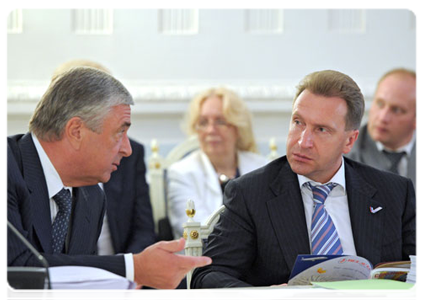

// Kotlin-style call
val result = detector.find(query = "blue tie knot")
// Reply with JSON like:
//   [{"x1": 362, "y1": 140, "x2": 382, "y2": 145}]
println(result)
[
  {"x1": 53, "y1": 188, "x2": 72, "y2": 212},
  {"x1": 307, "y1": 182, "x2": 337, "y2": 204}
]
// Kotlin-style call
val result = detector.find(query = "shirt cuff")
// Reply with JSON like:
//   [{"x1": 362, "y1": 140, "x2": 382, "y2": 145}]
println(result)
[{"x1": 123, "y1": 253, "x2": 134, "y2": 282}]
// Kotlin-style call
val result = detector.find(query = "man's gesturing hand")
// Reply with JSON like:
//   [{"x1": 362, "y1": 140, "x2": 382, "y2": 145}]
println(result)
[{"x1": 133, "y1": 238, "x2": 212, "y2": 289}]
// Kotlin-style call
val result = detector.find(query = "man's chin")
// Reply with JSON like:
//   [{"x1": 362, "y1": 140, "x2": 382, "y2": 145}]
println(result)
[
  {"x1": 99, "y1": 173, "x2": 112, "y2": 184},
  {"x1": 289, "y1": 161, "x2": 312, "y2": 177}
]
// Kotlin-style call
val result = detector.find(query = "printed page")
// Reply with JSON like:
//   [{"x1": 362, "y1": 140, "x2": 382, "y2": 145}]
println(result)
[{"x1": 288, "y1": 255, "x2": 372, "y2": 286}]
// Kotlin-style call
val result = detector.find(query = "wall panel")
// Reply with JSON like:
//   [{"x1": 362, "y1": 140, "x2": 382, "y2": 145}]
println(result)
[{"x1": 7, "y1": 9, "x2": 415, "y2": 158}]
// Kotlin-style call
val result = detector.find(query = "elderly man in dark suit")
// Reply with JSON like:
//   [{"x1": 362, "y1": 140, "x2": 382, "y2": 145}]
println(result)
[
  {"x1": 8, "y1": 67, "x2": 211, "y2": 289},
  {"x1": 347, "y1": 68, "x2": 416, "y2": 187},
  {"x1": 191, "y1": 70, "x2": 415, "y2": 288},
  {"x1": 51, "y1": 60, "x2": 156, "y2": 256}
]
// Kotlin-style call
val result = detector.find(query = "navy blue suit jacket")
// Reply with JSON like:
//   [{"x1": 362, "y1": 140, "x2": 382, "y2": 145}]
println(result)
[
  {"x1": 103, "y1": 139, "x2": 156, "y2": 254},
  {"x1": 7, "y1": 133, "x2": 125, "y2": 277},
  {"x1": 192, "y1": 156, "x2": 416, "y2": 288}
]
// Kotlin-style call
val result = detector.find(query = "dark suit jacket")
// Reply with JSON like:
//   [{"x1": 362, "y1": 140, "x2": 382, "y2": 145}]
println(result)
[
  {"x1": 192, "y1": 156, "x2": 416, "y2": 288},
  {"x1": 7, "y1": 133, "x2": 125, "y2": 277},
  {"x1": 347, "y1": 124, "x2": 416, "y2": 187},
  {"x1": 103, "y1": 139, "x2": 156, "y2": 253}
]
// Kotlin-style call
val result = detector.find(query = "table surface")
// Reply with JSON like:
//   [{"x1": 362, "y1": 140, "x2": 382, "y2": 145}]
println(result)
[{"x1": 132, "y1": 286, "x2": 420, "y2": 300}]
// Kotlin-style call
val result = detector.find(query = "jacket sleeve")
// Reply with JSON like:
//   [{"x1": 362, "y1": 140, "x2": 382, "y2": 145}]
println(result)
[
  {"x1": 401, "y1": 178, "x2": 416, "y2": 260},
  {"x1": 191, "y1": 179, "x2": 256, "y2": 288}
]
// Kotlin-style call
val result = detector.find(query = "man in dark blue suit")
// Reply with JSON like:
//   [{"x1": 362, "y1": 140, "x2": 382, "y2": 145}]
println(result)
[
  {"x1": 8, "y1": 67, "x2": 211, "y2": 289},
  {"x1": 191, "y1": 70, "x2": 416, "y2": 288},
  {"x1": 51, "y1": 60, "x2": 156, "y2": 256}
]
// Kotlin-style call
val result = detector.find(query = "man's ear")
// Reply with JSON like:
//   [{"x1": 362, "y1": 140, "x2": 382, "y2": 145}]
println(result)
[
  {"x1": 343, "y1": 129, "x2": 359, "y2": 154},
  {"x1": 65, "y1": 117, "x2": 85, "y2": 150}
]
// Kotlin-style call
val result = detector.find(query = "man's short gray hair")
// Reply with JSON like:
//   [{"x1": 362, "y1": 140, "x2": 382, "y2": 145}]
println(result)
[{"x1": 29, "y1": 67, "x2": 134, "y2": 141}]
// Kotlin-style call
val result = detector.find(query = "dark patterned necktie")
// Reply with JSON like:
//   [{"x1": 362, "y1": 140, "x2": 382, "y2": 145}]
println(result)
[
  {"x1": 52, "y1": 188, "x2": 72, "y2": 253},
  {"x1": 382, "y1": 150, "x2": 406, "y2": 174},
  {"x1": 307, "y1": 182, "x2": 343, "y2": 255}
]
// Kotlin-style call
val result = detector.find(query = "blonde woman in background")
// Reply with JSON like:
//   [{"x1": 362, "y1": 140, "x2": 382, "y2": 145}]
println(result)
[{"x1": 167, "y1": 87, "x2": 268, "y2": 239}]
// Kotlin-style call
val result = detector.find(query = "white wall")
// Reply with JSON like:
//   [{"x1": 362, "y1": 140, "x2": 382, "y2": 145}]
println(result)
[{"x1": 7, "y1": 9, "x2": 416, "y2": 158}]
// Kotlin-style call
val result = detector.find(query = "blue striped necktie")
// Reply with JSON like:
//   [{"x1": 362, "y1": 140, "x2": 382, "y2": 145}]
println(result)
[
  {"x1": 307, "y1": 182, "x2": 343, "y2": 255},
  {"x1": 52, "y1": 188, "x2": 72, "y2": 253}
]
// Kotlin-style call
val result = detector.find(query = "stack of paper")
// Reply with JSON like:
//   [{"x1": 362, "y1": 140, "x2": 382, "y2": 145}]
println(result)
[
  {"x1": 49, "y1": 266, "x2": 136, "y2": 289},
  {"x1": 406, "y1": 255, "x2": 416, "y2": 284},
  {"x1": 371, "y1": 260, "x2": 410, "y2": 281}
]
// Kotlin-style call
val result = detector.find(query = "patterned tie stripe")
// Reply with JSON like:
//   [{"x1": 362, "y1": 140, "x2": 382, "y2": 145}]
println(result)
[
  {"x1": 308, "y1": 183, "x2": 343, "y2": 255},
  {"x1": 52, "y1": 188, "x2": 72, "y2": 253}
]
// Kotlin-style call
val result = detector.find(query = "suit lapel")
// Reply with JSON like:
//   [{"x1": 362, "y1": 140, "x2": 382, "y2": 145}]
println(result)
[
  {"x1": 345, "y1": 160, "x2": 382, "y2": 264},
  {"x1": 266, "y1": 160, "x2": 310, "y2": 272},
  {"x1": 19, "y1": 133, "x2": 53, "y2": 253},
  {"x1": 67, "y1": 187, "x2": 94, "y2": 254},
  {"x1": 361, "y1": 128, "x2": 390, "y2": 170},
  {"x1": 103, "y1": 178, "x2": 119, "y2": 249}
]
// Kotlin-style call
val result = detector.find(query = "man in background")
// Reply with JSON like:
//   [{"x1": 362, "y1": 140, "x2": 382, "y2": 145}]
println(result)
[
  {"x1": 347, "y1": 68, "x2": 416, "y2": 187},
  {"x1": 8, "y1": 66, "x2": 211, "y2": 289}
]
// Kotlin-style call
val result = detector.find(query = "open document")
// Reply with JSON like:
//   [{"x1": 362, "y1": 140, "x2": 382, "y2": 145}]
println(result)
[
  {"x1": 49, "y1": 266, "x2": 136, "y2": 289},
  {"x1": 288, "y1": 255, "x2": 412, "y2": 286}
]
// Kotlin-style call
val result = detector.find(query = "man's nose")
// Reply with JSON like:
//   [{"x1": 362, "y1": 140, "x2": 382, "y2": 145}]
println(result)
[
  {"x1": 298, "y1": 129, "x2": 313, "y2": 148},
  {"x1": 379, "y1": 106, "x2": 392, "y2": 123},
  {"x1": 120, "y1": 135, "x2": 132, "y2": 157}
]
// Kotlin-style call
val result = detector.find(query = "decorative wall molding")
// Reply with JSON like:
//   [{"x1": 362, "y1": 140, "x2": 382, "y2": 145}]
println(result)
[
  {"x1": 245, "y1": 9, "x2": 283, "y2": 34},
  {"x1": 7, "y1": 79, "x2": 374, "y2": 115},
  {"x1": 158, "y1": 9, "x2": 198, "y2": 35},
  {"x1": 7, "y1": 9, "x2": 23, "y2": 34},
  {"x1": 328, "y1": 9, "x2": 366, "y2": 33},
  {"x1": 73, "y1": 9, "x2": 113, "y2": 35}
]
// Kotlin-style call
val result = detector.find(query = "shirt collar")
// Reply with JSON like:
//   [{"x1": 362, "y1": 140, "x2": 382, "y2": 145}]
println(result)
[
  {"x1": 375, "y1": 130, "x2": 415, "y2": 156},
  {"x1": 297, "y1": 156, "x2": 346, "y2": 192},
  {"x1": 31, "y1": 133, "x2": 68, "y2": 198}
]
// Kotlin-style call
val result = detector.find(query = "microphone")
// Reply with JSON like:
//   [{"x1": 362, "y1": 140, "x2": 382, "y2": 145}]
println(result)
[{"x1": 7, "y1": 220, "x2": 51, "y2": 289}]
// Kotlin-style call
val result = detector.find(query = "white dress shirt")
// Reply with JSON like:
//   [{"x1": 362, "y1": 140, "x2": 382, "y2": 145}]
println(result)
[
  {"x1": 297, "y1": 157, "x2": 357, "y2": 255},
  {"x1": 375, "y1": 131, "x2": 415, "y2": 177},
  {"x1": 32, "y1": 134, "x2": 72, "y2": 223},
  {"x1": 31, "y1": 134, "x2": 134, "y2": 281}
]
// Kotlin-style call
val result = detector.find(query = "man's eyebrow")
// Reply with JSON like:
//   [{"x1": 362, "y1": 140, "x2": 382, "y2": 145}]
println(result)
[
  {"x1": 122, "y1": 122, "x2": 131, "y2": 128},
  {"x1": 291, "y1": 111, "x2": 304, "y2": 119},
  {"x1": 292, "y1": 111, "x2": 335, "y2": 131},
  {"x1": 315, "y1": 123, "x2": 335, "y2": 130}
]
